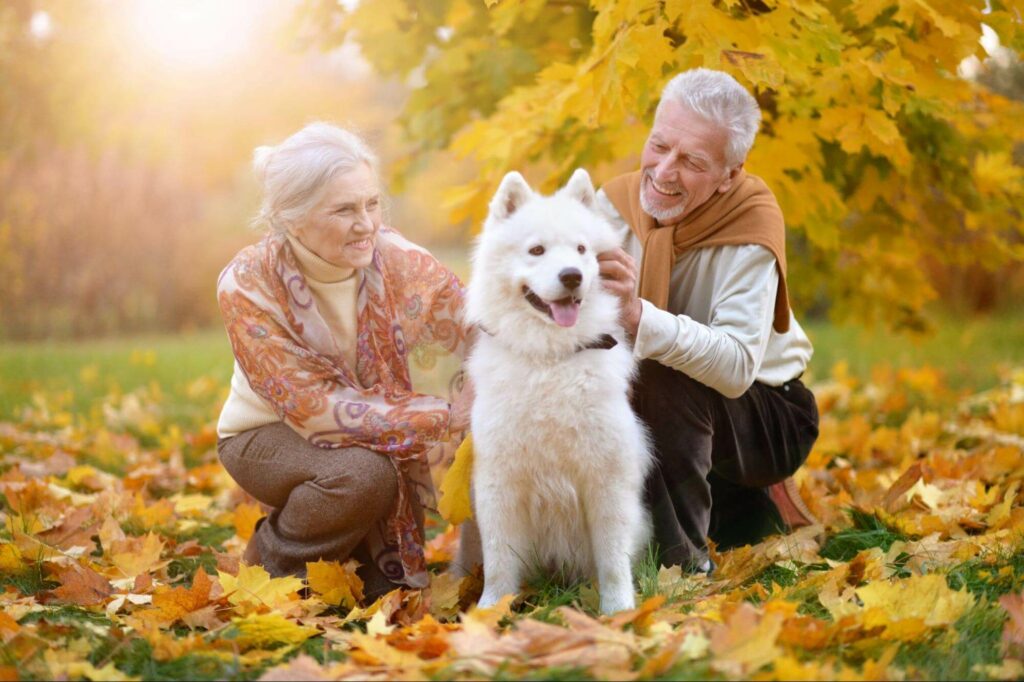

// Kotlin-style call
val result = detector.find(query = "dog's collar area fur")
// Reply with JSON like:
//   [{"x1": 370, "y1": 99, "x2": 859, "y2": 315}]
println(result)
[
  {"x1": 476, "y1": 324, "x2": 617, "y2": 353},
  {"x1": 577, "y1": 333, "x2": 619, "y2": 352}
]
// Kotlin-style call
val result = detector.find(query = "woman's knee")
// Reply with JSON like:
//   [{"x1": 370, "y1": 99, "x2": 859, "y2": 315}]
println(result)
[
  {"x1": 309, "y1": 447, "x2": 399, "y2": 517},
  {"x1": 218, "y1": 427, "x2": 296, "y2": 509}
]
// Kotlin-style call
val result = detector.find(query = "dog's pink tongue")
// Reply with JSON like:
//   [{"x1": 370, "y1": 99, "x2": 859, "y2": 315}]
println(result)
[{"x1": 550, "y1": 299, "x2": 580, "y2": 328}]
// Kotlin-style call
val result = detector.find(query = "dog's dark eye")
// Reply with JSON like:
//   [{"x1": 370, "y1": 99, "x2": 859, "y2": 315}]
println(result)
[
  {"x1": 577, "y1": 244, "x2": 586, "y2": 254},
  {"x1": 529, "y1": 245, "x2": 545, "y2": 256}
]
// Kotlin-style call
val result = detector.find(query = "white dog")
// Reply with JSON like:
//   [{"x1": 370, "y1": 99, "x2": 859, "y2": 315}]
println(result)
[{"x1": 459, "y1": 168, "x2": 652, "y2": 615}]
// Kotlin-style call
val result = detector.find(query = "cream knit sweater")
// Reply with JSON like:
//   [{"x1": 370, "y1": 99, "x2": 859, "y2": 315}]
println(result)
[{"x1": 216, "y1": 235, "x2": 361, "y2": 439}]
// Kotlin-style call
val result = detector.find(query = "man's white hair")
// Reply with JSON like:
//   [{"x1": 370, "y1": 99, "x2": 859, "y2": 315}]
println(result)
[
  {"x1": 657, "y1": 68, "x2": 761, "y2": 167},
  {"x1": 252, "y1": 122, "x2": 379, "y2": 233}
]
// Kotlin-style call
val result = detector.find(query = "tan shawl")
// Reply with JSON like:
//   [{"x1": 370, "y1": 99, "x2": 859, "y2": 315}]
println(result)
[{"x1": 602, "y1": 170, "x2": 790, "y2": 333}]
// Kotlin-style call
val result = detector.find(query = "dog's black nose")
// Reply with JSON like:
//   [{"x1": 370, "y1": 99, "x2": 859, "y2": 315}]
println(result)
[{"x1": 559, "y1": 268, "x2": 582, "y2": 290}]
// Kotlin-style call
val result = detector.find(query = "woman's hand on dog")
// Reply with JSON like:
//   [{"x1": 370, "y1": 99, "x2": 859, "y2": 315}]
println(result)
[
  {"x1": 449, "y1": 375, "x2": 475, "y2": 434},
  {"x1": 598, "y1": 248, "x2": 642, "y2": 338}
]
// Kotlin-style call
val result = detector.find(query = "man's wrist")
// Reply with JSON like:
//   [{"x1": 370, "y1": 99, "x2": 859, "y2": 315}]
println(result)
[{"x1": 623, "y1": 298, "x2": 643, "y2": 338}]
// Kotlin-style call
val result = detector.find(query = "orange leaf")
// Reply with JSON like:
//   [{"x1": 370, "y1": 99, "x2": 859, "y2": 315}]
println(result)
[
  {"x1": 49, "y1": 564, "x2": 113, "y2": 606},
  {"x1": 146, "y1": 567, "x2": 216, "y2": 625},
  {"x1": 999, "y1": 591, "x2": 1024, "y2": 658},
  {"x1": 0, "y1": 611, "x2": 20, "y2": 643}
]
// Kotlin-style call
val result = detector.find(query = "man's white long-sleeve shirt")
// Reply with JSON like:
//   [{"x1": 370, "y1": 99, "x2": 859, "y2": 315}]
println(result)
[{"x1": 596, "y1": 190, "x2": 813, "y2": 399}]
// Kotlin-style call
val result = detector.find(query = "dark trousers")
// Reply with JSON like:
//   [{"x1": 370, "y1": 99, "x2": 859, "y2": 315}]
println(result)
[{"x1": 633, "y1": 360, "x2": 820, "y2": 568}]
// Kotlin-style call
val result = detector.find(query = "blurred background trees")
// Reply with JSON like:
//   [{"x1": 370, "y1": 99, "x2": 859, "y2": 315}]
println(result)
[
  {"x1": 0, "y1": 0, "x2": 1022, "y2": 340},
  {"x1": 299, "y1": 0, "x2": 1024, "y2": 332},
  {"x1": 0, "y1": 0, "x2": 461, "y2": 339}
]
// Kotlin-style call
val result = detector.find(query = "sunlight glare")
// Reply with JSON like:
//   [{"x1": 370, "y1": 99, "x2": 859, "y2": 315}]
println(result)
[
  {"x1": 126, "y1": 0, "x2": 260, "y2": 70},
  {"x1": 29, "y1": 11, "x2": 54, "y2": 41}
]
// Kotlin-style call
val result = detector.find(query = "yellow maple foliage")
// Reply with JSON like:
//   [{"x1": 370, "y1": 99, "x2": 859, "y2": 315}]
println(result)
[
  {"x1": 709, "y1": 602, "x2": 785, "y2": 676},
  {"x1": 144, "y1": 566, "x2": 217, "y2": 626},
  {"x1": 438, "y1": 434, "x2": 474, "y2": 524},
  {"x1": 232, "y1": 502, "x2": 265, "y2": 541},
  {"x1": 109, "y1": 532, "x2": 166, "y2": 579},
  {"x1": 218, "y1": 564, "x2": 304, "y2": 613},
  {"x1": 855, "y1": 573, "x2": 976, "y2": 627},
  {"x1": 304, "y1": 0, "x2": 1024, "y2": 331},
  {"x1": 231, "y1": 612, "x2": 319, "y2": 649},
  {"x1": 305, "y1": 559, "x2": 364, "y2": 608}
]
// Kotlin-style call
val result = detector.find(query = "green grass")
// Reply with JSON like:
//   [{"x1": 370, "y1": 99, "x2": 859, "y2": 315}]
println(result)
[
  {"x1": 945, "y1": 545, "x2": 1024, "y2": 601},
  {"x1": 819, "y1": 509, "x2": 908, "y2": 563},
  {"x1": 1, "y1": 310, "x2": 1022, "y2": 422},
  {"x1": 0, "y1": 329, "x2": 233, "y2": 419},
  {"x1": 801, "y1": 309, "x2": 1024, "y2": 391},
  {"x1": 0, "y1": 328, "x2": 461, "y2": 422},
  {"x1": 893, "y1": 603, "x2": 1007, "y2": 681},
  {"x1": 98, "y1": 639, "x2": 263, "y2": 682}
]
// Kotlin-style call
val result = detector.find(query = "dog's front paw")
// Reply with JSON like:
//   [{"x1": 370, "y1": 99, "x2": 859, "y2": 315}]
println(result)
[
  {"x1": 599, "y1": 589, "x2": 636, "y2": 615},
  {"x1": 476, "y1": 590, "x2": 511, "y2": 610}
]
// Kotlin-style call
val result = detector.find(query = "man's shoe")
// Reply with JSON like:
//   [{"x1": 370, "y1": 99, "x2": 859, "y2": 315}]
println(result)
[{"x1": 767, "y1": 477, "x2": 818, "y2": 529}]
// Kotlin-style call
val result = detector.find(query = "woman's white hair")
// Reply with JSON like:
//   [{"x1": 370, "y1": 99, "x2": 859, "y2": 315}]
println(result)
[
  {"x1": 252, "y1": 122, "x2": 379, "y2": 232},
  {"x1": 657, "y1": 68, "x2": 762, "y2": 167}
]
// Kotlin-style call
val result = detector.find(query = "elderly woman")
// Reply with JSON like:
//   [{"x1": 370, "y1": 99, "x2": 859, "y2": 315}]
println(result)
[{"x1": 216, "y1": 122, "x2": 470, "y2": 596}]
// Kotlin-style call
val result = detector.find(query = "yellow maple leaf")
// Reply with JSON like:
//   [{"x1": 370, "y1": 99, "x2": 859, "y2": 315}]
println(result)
[
  {"x1": 98, "y1": 516, "x2": 126, "y2": 551},
  {"x1": 772, "y1": 655, "x2": 835, "y2": 681},
  {"x1": 219, "y1": 564, "x2": 303, "y2": 613},
  {"x1": 987, "y1": 482, "x2": 1021, "y2": 530},
  {"x1": 863, "y1": 607, "x2": 930, "y2": 641},
  {"x1": 347, "y1": 631, "x2": 425, "y2": 668},
  {"x1": 109, "y1": 532, "x2": 166, "y2": 579},
  {"x1": 429, "y1": 571, "x2": 465, "y2": 620},
  {"x1": 233, "y1": 502, "x2": 265, "y2": 541},
  {"x1": 171, "y1": 493, "x2": 213, "y2": 517},
  {"x1": 438, "y1": 434, "x2": 474, "y2": 524},
  {"x1": 129, "y1": 495, "x2": 174, "y2": 530},
  {"x1": 127, "y1": 617, "x2": 210, "y2": 661},
  {"x1": 231, "y1": 612, "x2": 319, "y2": 649},
  {"x1": 0, "y1": 544, "x2": 25, "y2": 576},
  {"x1": 709, "y1": 603, "x2": 784, "y2": 676},
  {"x1": 855, "y1": 573, "x2": 975, "y2": 627},
  {"x1": 461, "y1": 593, "x2": 516, "y2": 630},
  {"x1": 306, "y1": 559, "x2": 364, "y2": 608},
  {"x1": 54, "y1": 660, "x2": 139, "y2": 682}
]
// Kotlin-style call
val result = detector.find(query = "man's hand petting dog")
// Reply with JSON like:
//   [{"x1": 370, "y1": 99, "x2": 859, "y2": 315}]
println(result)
[{"x1": 598, "y1": 248, "x2": 642, "y2": 338}]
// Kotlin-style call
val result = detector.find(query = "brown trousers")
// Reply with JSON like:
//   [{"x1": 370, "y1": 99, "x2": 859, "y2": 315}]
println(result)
[{"x1": 217, "y1": 422, "x2": 404, "y2": 598}]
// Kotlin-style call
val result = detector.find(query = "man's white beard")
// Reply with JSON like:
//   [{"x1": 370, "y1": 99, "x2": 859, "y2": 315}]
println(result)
[{"x1": 640, "y1": 173, "x2": 688, "y2": 223}]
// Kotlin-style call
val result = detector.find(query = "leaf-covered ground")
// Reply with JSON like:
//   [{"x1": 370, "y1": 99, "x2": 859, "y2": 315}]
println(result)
[{"x1": 2, "y1": 361, "x2": 1024, "y2": 681}]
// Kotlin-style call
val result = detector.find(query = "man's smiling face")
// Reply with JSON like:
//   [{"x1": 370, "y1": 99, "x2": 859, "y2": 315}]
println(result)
[{"x1": 639, "y1": 100, "x2": 742, "y2": 224}]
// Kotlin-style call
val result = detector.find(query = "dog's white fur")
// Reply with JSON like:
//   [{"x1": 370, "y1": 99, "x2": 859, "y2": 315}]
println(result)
[{"x1": 459, "y1": 169, "x2": 652, "y2": 615}]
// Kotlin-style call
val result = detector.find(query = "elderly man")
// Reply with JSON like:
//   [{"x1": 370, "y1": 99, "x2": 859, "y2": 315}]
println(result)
[{"x1": 597, "y1": 68, "x2": 819, "y2": 572}]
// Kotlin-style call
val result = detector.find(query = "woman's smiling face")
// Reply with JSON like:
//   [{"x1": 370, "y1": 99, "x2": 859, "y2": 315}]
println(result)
[{"x1": 289, "y1": 162, "x2": 381, "y2": 270}]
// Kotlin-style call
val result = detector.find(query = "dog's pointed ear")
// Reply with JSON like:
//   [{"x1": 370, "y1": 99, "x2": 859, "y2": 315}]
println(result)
[
  {"x1": 489, "y1": 171, "x2": 533, "y2": 222},
  {"x1": 562, "y1": 168, "x2": 596, "y2": 209}
]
